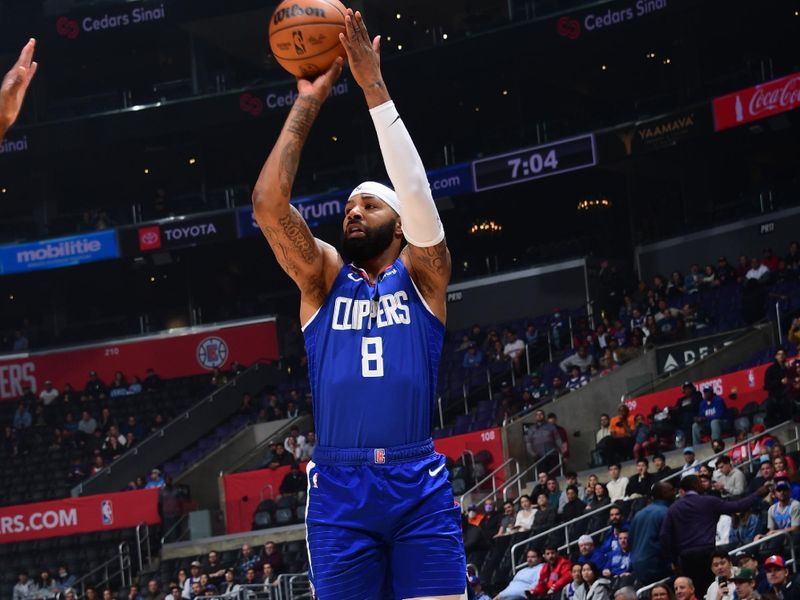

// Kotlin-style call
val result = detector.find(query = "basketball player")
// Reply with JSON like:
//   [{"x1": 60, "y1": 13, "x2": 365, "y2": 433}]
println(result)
[
  {"x1": 251, "y1": 8, "x2": 466, "y2": 600},
  {"x1": 0, "y1": 38, "x2": 38, "y2": 143}
]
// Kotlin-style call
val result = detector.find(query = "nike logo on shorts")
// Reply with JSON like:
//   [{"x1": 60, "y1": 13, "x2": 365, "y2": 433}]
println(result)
[{"x1": 428, "y1": 463, "x2": 446, "y2": 477}]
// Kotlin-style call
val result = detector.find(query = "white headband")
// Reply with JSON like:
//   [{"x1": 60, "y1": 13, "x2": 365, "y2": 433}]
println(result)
[{"x1": 348, "y1": 181, "x2": 400, "y2": 215}]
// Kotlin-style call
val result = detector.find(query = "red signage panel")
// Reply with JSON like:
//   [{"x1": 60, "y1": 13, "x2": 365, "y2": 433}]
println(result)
[
  {"x1": 0, "y1": 488, "x2": 160, "y2": 543},
  {"x1": 713, "y1": 72, "x2": 800, "y2": 131},
  {"x1": 0, "y1": 318, "x2": 278, "y2": 401}
]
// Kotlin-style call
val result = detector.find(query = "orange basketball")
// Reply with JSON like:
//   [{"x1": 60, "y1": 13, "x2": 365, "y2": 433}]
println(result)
[{"x1": 268, "y1": 0, "x2": 347, "y2": 78}]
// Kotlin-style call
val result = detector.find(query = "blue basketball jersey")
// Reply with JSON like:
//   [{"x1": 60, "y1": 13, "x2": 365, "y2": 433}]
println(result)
[{"x1": 302, "y1": 258, "x2": 444, "y2": 449}]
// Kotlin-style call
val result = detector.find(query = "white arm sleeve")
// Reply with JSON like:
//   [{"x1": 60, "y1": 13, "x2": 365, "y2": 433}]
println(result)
[{"x1": 369, "y1": 100, "x2": 445, "y2": 247}]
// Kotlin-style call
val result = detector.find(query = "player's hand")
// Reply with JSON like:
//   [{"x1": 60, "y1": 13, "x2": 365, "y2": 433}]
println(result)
[
  {"x1": 296, "y1": 56, "x2": 344, "y2": 103},
  {"x1": 0, "y1": 38, "x2": 38, "y2": 132},
  {"x1": 339, "y1": 9, "x2": 382, "y2": 91}
]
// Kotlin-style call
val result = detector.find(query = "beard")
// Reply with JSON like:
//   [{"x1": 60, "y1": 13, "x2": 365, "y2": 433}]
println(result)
[{"x1": 340, "y1": 219, "x2": 397, "y2": 264}]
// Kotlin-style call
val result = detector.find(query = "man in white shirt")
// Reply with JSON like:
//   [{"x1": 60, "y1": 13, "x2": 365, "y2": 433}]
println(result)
[
  {"x1": 607, "y1": 463, "x2": 629, "y2": 502},
  {"x1": 38, "y1": 380, "x2": 59, "y2": 406},
  {"x1": 504, "y1": 332, "x2": 526, "y2": 374},
  {"x1": 704, "y1": 550, "x2": 738, "y2": 600},
  {"x1": 680, "y1": 447, "x2": 701, "y2": 478},
  {"x1": 746, "y1": 257, "x2": 770, "y2": 281},
  {"x1": 711, "y1": 455, "x2": 746, "y2": 497}
]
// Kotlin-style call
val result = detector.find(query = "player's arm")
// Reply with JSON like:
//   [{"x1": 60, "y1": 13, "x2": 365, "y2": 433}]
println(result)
[
  {"x1": 251, "y1": 60, "x2": 345, "y2": 318},
  {"x1": 0, "y1": 38, "x2": 38, "y2": 142},
  {"x1": 340, "y1": 10, "x2": 451, "y2": 323}
]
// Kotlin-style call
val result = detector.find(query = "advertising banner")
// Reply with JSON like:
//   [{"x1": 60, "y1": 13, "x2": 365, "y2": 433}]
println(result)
[
  {"x1": 0, "y1": 488, "x2": 159, "y2": 543},
  {"x1": 222, "y1": 427, "x2": 504, "y2": 533},
  {"x1": 0, "y1": 318, "x2": 278, "y2": 401},
  {"x1": 118, "y1": 211, "x2": 238, "y2": 256},
  {"x1": 0, "y1": 230, "x2": 118, "y2": 276},
  {"x1": 654, "y1": 330, "x2": 742, "y2": 374},
  {"x1": 53, "y1": 2, "x2": 167, "y2": 41},
  {"x1": 238, "y1": 162, "x2": 474, "y2": 238},
  {"x1": 713, "y1": 72, "x2": 800, "y2": 132},
  {"x1": 623, "y1": 360, "x2": 792, "y2": 417}
]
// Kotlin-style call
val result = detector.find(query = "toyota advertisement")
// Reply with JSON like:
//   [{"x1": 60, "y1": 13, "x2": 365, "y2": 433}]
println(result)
[
  {"x1": 0, "y1": 318, "x2": 278, "y2": 401},
  {"x1": 118, "y1": 211, "x2": 238, "y2": 256},
  {"x1": 0, "y1": 489, "x2": 159, "y2": 543}
]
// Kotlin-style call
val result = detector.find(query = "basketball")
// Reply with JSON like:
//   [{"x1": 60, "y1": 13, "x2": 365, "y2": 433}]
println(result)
[{"x1": 268, "y1": 0, "x2": 347, "y2": 78}]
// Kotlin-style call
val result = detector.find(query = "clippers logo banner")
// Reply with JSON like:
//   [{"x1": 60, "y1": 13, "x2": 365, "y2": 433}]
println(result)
[
  {"x1": 713, "y1": 72, "x2": 800, "y2": 131},
  {"x1": 0, "y1": 489, "x2": 159, "y2": 543},
  {"x1": 0, "y1": 318, "x2": 278, "y2": 401}
]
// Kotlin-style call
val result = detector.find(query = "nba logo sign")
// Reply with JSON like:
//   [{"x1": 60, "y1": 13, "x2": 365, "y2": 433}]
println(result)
[
  {"x1": 374, "y1": 449, "x2": 386, "y2": 464},
  {"x1": 101, "y1": 500, "x2": 113, "y2": 526},
  {"x1": 196, "y1": 336, "x2": 229, "y2": 369}
]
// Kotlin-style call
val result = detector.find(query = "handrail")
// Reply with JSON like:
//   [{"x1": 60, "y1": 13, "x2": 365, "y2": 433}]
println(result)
[
  {"x1": 728, "y1": 530, "x2": 797, "y2": 574},
  {"x1": 160, "y1": 513, "x2": 190, "y2": 545},
  {"x1": 636, "y1": 577, "x2": 672, "y2": 599},
  {"x1": 501, "y1": 449, "x2": 560, "y2": 502},
  {"x1": 459, "y1": 457, "x2": 520, "y2": 512},
  {"x1": 511, "y1": 502, "x2": 615, "y2": 572},
  {"x1": 72, "y1": 541, "x2": 132, "y2": 598},
  {"x1": 136, "y1": 522, "x2": 153, "y2": 571},
  {"x1": 660, "y1": 420, "x2": 799, "y2": 485}
]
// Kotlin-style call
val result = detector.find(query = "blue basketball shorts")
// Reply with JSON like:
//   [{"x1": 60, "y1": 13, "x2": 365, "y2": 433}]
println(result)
[{"x1": 305, "y1": 439, "x2": 467, "y2": 599}]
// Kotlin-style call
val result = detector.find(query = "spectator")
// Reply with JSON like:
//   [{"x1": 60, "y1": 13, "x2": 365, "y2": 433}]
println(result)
[
  {"x1": 218, "y1": 570, "x2": 236, "y2": 596},
  {"x1": 560, "y1": 346, "x2": 594, "y2": 375},
  {"x1": 716, "y1": 257, "x2": 736, "y2": 286},
  {"x1": 299, "y1": 431, "x2": 316, "y2": 461},
  {"x1": 181, "y1": 562, "x2": 202, "y2": 599},
  {"x1": 463, "y1": 343, "x2": 483, "y2": 368},
  {"x1": 532, "y1": 493, "x2": 557, "y2": 535},
  {"x1": 262, "y1": 563, "x2": 277, "y2": 587},
  {"x1": 84, "y1": 371, "x2": 107, "y2": 399},
  {"x1": 109, "y1": 371, "x2": 128, "y2": 398},
  {"x1": 763, "y1": 555, "x2": 799, "y2": 600},
  {"x1": 562, "y1": 564, "x2": 584, "y2": 600},
  {"x1": 525, "y1": 410, "x2": 563, "y2": 473},
  {"x1": 532, "y1": 545, "x2": 573, "y2": 597},
  {"x1": 631, "y1": 414, "x2": 653, "y2": 461},
  {"x1": 13, "y1": 402, "x2": 31, "y2": 430},
  {"x1": 204, "y1": 551, "x2": 226, "y2": 586},
  {"x1": 756, "y1": 479, "x2": 800, "y2": 541},
  {"x1": 469, "y1": 575, "x2": 491, "y2": 600},
  {"x1": 649, "y1": 585, "x2": 674, "y2": 600},
  {"x1": 630, "y1": 481, "x2": 673, "y2": 584},
  {"x1": 625, "y1": 458, "x2": 654, "y2": 498},
  {"x1": 746, "y1": 257, "x2": 770, "y2": 281},
  {"x1": 576, "y1": 562, "x2": 611, "y2": 600},
  {"x1": 693, "y1": 387, "x2": 726, "y2": 446},
  {"x1": 260, "y1": 541, "x2": 284, "y2": 575},
  {"x1": 711, "y1": 455, "x2": 746, "y2": 497},
  {"x1": 685, "y1": 265, "x2": 703, "y2": 294},
  {"x1": 512, "y1": 494, "x2": 535, "y2": 533},
  {"x1": 159, "y1": 477, "x2": 182, "y2": 542},
  {"x1": 279, "y1": 464, "x2": 307, "y2": 495},
  {"x1": 13, "y1": 572, "x2": 34, "y2": 600},
  {"x1": 549, "y1": 414, "x2": 570, "y2": 460},
  {"x1": 53, "y1": 566, "x2": 76, "y2": 593},
  {"x1": 143, "y1": 368, "x2": 161, "y2": 391},
  {"x1": 729, "y1": 507, "x2": 760, "y2": 546},
  {"x1": 606, "y1": 405, "x2": 634, "y2": 465},
  {"x1": 680, "y1": 447, "x2": 701, "y2": 478},
  {"x1": 122, "y1": 415, "x2": 145, "y2": 441},
  {"x1": 733, "y1": 552, "x2": 768, "y2": 595},
  {"x1": 559, "y1": 472, "x2": 580, "y2": 513},
  {"x1": 38, "y1": 380, "x2": 59, "y2": 406},
  {"x1": 587, "y1": 483, "x2": 611, "y2": 512},
  {"x1": 576, "y1": 535, "x2": 605, "y2": 566},
  {"x1": 566, "y1": 366, "x2": 589, "y2": 391},
  {"x1": 128, "y1": 376, "x2": 143, "y2": 395},
  {"x1": 661, "y1": 475, "x2": 770, "y2": 593},
  {"x1": 765, "y1": 348, "x2": 790, "y2": 422},
  {"x1": 601, "y1": 529, "x2": 632, "y2": 586},
  {"x1": 674, "y1": 577, "x2": 699, "y2": 600},
  {"x1": 598, "y1": 504, "x2": 628, "y2": 558},
  {"x1": 562, "y1": 485, "x2": 586, "y2": 523},
  {"x1": 704, "y1": 550, "x2": 735, "y2": 600},
  {"x1": 546, "y1": 477, "x2": 562, "y2": 508},
  {"x1": 34, "y1": 569, "x2": 56, "y2": 599},
  {"x1": 284, "y1": 435, "x2": 302, "y2": 462},
  {"x1": 504, "y1": 331, "x2": 526, "y2": 374},
  {"x1": 582, "y1": 474, "x2": 599, "y2": 504},
  {"x1": 492, "y1": 548, "x2": 543, "y2": 600},
  {"x1": 675, "y1": 382, "x2": 702, "y2": 446},
  {"x1": 145, "y1": 468, "x2": 165, "y2": 489},
  {"x1": 606, "y1": 464, "x2": 628, "y2": 502},
  {"x1": 731, "y1": 569, "x2": 760, "y2": 600},
  {"x1": 78, "y1": 410, "x2": 97, "y2": 437},
  {"x1": 267, "y1": 443, "x2": 296, "y2": 470},
  {"x1": 144, "y1": 580, "x2": 165, "y2": 600},
  {"x1": 495, "y1": 501, "x2": 517, "y2": 537},
  {"x1": 552, "y1": 376, "x2": 568, "y2": 398}
]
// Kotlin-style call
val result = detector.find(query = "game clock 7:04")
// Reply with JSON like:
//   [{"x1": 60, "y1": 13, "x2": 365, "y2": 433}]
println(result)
[{"x1": 471, "y1": 134, "x2": 597, "y2": 192}]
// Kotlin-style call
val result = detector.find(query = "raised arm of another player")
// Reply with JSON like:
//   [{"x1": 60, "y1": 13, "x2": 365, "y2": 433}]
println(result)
[
  {"x1": 340, "y1": 10, "x2": 451, "y2": 323},
  {"x1": 251, "y1": 59, "x2": 345, "y2": 323},
  {"x1": 0, "y1": 38, "x2": 38, "y2": 142}
]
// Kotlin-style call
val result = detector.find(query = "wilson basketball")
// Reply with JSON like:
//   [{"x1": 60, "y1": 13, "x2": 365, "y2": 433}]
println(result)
[{"x1": 269, "y1": 0, "x2": 347, "y2": 78}]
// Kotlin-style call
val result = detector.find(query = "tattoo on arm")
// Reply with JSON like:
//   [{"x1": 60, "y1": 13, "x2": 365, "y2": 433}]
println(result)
[
  {"x1": 277, "y1": 96, "x2": 321, "y2": 197},
  {"x1": 279, "y1": 208, "x2": 317, "y2": 264},
  {"x1": 409, "y1": 241, "x2": 450, "y2": 295}
]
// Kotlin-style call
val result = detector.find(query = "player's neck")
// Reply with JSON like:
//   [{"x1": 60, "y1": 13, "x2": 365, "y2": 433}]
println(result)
[{"x1": 351, "y1": 248, "x2": 399, "y2": 285}]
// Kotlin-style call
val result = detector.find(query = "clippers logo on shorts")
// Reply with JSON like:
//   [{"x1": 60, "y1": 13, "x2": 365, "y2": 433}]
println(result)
[
  {"x1": 100, "y1": 500, "x2": 113, "y2": 525},
  {"x1": 196, "y1": 336, "x2": 229, "y2": 369},
  {"x1": 138, "y1": 226, "x2": 161, "y2": 251},
  {"x1": 374, "y1": 449, "x2": 386, "y2": 464}
]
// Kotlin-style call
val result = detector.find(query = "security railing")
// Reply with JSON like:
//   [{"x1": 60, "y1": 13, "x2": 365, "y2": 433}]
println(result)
[
  {"x1": 459, "y1": 457, "x2": 520, "y2": 512},
  {"x1": 228, "y1": 576, "x2": 311, "y2": 600},
  {"x1": 728, "y1": 530, "x2": 796, "y2": 572},
  {"x1": 72, "y1": 542, "x2": 132, "y2": 598},
  {"x1": 500, "y1": 449, "x2": 563, "y2": 502}
]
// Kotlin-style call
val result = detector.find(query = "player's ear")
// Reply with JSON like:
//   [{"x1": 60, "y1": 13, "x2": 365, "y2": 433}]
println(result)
[{"x1": 394, "y1": 217, "x2": 403, "y2": 238}]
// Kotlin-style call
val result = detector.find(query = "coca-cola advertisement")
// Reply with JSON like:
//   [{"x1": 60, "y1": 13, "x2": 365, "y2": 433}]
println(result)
[{"x1": 713, "y1": 71, "x2": 800, "y2": 132}]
